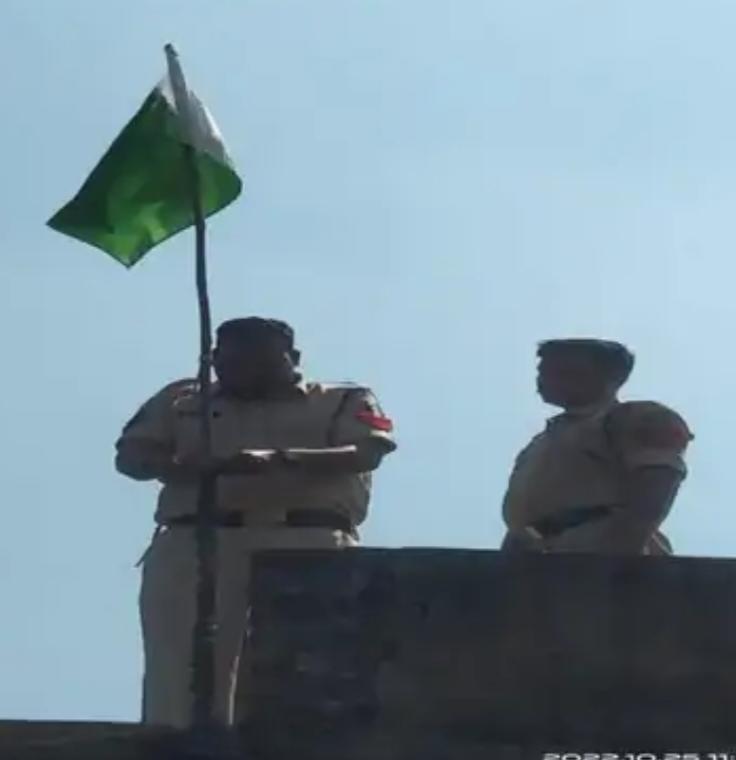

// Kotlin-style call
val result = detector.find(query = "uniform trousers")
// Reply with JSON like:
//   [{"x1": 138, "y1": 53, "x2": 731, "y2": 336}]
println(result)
[{"x1": 139, "y1": 524, "x2": 356, "y2": 728}]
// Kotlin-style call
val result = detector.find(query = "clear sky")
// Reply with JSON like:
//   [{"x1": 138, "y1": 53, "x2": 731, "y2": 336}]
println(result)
[{"x1": 1, "y1": 0, "x2": 734, "y2": 722}]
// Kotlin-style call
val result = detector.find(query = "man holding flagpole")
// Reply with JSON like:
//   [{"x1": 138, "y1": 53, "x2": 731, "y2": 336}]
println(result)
[
  {"x1": 47, "y1": 45, "x2": 244, "y2": 732},
  {"x1": 115, "y1": 317, "x2": 396, "y2": 727},
  {"x1": 45, "y1": 45, "x2": 398, "y2": 733}
]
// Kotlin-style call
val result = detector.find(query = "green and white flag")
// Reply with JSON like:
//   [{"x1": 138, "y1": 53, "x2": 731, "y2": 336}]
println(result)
[{"x1": 48, "y1": 73, "x2": 242, "y2": 267}]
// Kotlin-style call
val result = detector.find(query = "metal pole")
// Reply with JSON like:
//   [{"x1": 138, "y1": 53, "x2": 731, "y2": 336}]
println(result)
[{"x1": 164, "y1": 43, "x2": 218, "y2": 730}]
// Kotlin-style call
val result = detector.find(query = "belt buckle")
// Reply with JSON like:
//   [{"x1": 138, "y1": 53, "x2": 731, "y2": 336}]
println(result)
[
  {"x1": 524, "y1": 525, "x2": 544, "y2": 541},
  {"x1": 524, "y1": 525, "x2": 551, "y2": 553}
]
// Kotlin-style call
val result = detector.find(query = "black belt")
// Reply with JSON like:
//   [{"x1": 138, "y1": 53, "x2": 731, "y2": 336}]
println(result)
[
  {"x1": 528, "y1": 505, "x2": 615, "y2": 538},
  {"x1": 162, "y1": 509, "x2": 353, "y2": 533}
]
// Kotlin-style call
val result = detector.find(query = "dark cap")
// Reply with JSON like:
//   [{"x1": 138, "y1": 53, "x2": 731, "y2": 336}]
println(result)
[
  {"x1": 538, "y1": 338, "x2": 635, "y2": 385},
  {"x1": 216, "y1": 317, "x2": 295, "y2": 349}
]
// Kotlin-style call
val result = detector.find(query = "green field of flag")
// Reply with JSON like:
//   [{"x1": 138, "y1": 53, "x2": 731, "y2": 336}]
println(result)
[{"x1": 48, "y1": 76, "x2": 241, "y2": 267}]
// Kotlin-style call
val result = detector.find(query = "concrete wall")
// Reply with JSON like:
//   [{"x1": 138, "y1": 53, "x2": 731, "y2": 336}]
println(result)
[
  {"x1": 245, "y1": 548, "x2": 736, "y2": 758},
  {"x1": 4, "y1": 548, "x2": 736, "y2": 759}
]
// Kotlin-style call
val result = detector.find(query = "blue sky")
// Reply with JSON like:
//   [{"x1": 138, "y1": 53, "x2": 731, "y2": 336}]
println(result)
[{"x1": 1, "y1": 0, "x2": 734, "y2": 722}]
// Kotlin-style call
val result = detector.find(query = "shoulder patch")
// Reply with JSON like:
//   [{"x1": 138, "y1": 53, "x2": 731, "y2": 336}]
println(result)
[
  {"x1": 611, "y1": 401, "x2": 693, "y2": 452},
  {"x1": 354, "y1": 390, "x2": 393, "y2": 432}
]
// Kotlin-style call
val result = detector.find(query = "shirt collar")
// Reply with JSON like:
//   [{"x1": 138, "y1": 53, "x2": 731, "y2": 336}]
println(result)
[
  {"x1": 212, "y1": 378, "x2": 309, "y2": 401},
  {"x1": 547, "y1": 398, "x2": 619, "y2": 427}
]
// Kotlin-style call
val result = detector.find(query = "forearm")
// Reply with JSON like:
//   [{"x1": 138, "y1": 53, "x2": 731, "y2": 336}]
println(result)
[
  {"x1": 596, "y1": 511, "x2": 658, "y2": 554},
  {"x1": 280, "y1": 442, "x2": 385, "y2": 474},
  {"x1": 115, "y1": 441, "x2": 189, "y2": 483},
  {"x1": 599, "y1": 467, "x2": 682, "y2": 554}
]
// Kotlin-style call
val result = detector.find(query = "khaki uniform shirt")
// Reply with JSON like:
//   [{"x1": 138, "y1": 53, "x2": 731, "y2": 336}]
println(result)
[
  {"x1": 502, "y1": 400, "x2": 692, "y2": 542},
  {"x1": 116, "y1": 379, "x2": 395, "y2": 527}
]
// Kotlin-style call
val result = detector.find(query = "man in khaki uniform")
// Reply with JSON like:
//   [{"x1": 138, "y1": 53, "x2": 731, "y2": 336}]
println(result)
[
  {"x1": 501, "y1": 339, "x2": 692, "y2": 555},
  {"x1": 115, "y1": 317, "x2": 396, "y2": 728}
]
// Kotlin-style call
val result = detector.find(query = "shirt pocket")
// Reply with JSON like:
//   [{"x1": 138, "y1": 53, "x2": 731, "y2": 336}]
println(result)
[{"x1": 171, "y1": 398, "x2": 205, "y2": 456}]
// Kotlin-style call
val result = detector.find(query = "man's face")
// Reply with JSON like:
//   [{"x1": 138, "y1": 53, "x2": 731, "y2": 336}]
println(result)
[
  {"x1": 213, "y1": 334, "x2": 297, "y2": 395},
  {"x1": 536, "y1": 351, "x2": 610, "y2": 409}
]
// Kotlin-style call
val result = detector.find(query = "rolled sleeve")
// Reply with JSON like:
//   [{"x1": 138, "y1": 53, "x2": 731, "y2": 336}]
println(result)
[
  {"x1": 328, "y1": 387, "x2": 397, "y2": 451},
  {"x1": 623, "y1": 447, "x2": 687, "y2": 474},
  {"x1": 115, "y1": 379, "x2": 191, "y2": 470},
  {"x1": 609, "y1": 401, "x2": 692, "y2": 477}
]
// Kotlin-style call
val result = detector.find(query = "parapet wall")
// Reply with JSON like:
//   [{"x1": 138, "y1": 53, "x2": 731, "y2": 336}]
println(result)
[
  {"x1": 245, "y1": 548, "x2": 736, "y2": 758},
  {"x1": 4, "y1": 549, "x2": 736, "y2": 759}
]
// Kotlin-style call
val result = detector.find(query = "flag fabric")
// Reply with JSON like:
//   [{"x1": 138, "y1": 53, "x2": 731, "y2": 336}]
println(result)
[{"x1": 48, "y1": 76, "x2": 242, "y2": 267}]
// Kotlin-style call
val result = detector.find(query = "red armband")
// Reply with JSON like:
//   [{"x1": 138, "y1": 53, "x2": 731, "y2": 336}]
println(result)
[{"x1": 355, "y1": 409, "x2": 394, "y2": 432}]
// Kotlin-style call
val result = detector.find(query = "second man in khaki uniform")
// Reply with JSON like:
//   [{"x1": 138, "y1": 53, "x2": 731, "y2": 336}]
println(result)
[
  {"x1": 115, "y1": 317, "x2": 396, "y2": 728},
  {"x1": 501, "y1": 339, "x2": 692, "y2": 555}
]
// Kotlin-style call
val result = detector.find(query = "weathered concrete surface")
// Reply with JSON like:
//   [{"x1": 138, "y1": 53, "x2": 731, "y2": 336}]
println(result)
[
  {"x1": 0, "y1": 722, "x2": 166, "y2": 759},
  {"x1": 3, "y1": 549, "x2": 736, "y2": 758},
  {"x1": 0, "y1": 722, "x2": 245, "y2": 759},
  {"x1": 244, "y1": 548, "x2": 736, "y2": 757}
]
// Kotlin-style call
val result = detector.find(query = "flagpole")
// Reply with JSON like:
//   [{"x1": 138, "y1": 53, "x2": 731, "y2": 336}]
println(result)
[{"x1": 164, "y1": 43, "x2": 218, "y2": 730}]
